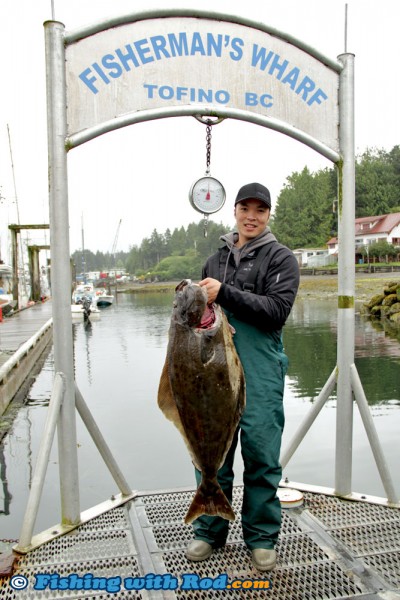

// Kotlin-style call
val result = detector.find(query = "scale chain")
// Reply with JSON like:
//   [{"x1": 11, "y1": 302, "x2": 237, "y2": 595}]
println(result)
[
  {"x1": 203, "y1": 213, "x2": 209, "y2": 238},
  {"x1": 205, "y1": 124, "x2": 212, "y2": 175}
]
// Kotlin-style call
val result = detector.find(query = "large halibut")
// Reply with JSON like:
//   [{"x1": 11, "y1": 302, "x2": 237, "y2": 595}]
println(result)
[{"x1": 158, "y1": 279, "x2": 245, "y2": 524}]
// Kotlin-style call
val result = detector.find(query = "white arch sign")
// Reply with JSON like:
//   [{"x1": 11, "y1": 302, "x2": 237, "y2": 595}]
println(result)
[{"x1": 64, "y1": 12, "x2": 341, "y2": 159}]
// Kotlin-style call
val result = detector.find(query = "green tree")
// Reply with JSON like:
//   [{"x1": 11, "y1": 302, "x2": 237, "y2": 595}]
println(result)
[
  {"x1": 355, "y1": 147, "x2": 400, "y2": 217},
  {"x1": 272, "y1": 167, "x2": 336, "y2": 248}
]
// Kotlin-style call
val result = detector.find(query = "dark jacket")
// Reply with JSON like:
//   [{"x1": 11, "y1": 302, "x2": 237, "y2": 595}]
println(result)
[{"x1": 202, "y1": 229, "x2": 299, "y2": 333}]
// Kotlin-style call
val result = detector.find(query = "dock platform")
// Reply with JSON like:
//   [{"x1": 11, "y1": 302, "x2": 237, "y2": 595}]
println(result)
[
  {"x1": 0, "y1": 300, "x2": 53, "y2": 416},
  {"x1": 1, "y1": 485, "x2": 399, "y2": 599}
]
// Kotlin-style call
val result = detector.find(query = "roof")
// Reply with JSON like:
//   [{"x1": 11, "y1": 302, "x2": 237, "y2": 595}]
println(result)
[
  {"x1": 327, "y1": 213, "x2": 400, "y2": 245},
  {"x1": 355, "y1": 212, "x2": 400, "y2": 236}
]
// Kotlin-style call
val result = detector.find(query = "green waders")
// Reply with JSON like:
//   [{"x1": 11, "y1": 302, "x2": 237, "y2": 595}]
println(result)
[{"x1": 193, "y1": 316, "x2": 288, "y2": 550}]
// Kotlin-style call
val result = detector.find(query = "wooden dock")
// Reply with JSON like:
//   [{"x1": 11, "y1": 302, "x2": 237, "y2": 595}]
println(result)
[{"x1": 0, "y1": 300, "x2": 53, "y2": 416}]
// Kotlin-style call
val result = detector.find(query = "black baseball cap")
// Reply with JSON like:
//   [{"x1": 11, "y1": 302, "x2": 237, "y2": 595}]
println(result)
[{"x1": 234, "y1": 182, "x2": 271, "y2": 208}]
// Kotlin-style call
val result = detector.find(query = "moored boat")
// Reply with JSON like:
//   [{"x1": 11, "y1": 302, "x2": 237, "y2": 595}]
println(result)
[
  {"x1": 71, "y1": 283, "x2": 100, "y2": 320},
  {"x1": 95, "y1": 289, "x2": 114, "y2": 307},
  {"x1": 0, "y1": 263, "x2": 17, "y2": 316}
]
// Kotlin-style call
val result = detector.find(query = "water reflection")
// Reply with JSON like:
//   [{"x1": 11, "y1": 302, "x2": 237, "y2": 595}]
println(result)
[
  {"x1": 284, "y1": 299, "x2": 338, "y2": 399},
  {"x1": 0, "y1": 293, "x2": 399, "y2": 542}
]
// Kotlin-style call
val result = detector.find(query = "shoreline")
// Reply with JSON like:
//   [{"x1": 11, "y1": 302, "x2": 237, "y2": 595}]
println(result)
[
  {"x1": 298, "y1": 272, "x2": 399, "y2": 302},
  {"x1": 117, "y1": 272, "x2": 398, "y2": 303}
]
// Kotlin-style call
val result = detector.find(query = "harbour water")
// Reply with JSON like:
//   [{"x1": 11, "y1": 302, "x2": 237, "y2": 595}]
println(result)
[{"x1": 1, "y1": 292, "x2": 399, "y2": 543}]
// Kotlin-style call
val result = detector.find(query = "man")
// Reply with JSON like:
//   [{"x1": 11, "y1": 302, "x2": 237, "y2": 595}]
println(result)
[{"x1": 186, "y1": 182, "x2": 300, "y2": 571}]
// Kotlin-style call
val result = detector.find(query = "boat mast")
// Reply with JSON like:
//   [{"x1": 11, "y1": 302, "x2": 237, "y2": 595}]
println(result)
[
  {"x1": 81, "y1": 213, "x2": 86, "y2": 283},
  {"x1": 7, "y1": 124, "x2": 29, "y2": 302}
]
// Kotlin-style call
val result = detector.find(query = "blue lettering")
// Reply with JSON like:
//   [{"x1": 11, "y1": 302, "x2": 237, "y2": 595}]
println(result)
[
  {"x1": 307, "y1": 88, "x2": 328, "y2": 106},
  {"x1": 57, "y1": 577, "x2": 70, "y2": 590},
  {"x1": 33, "y1": 572, "x2": 121, "y2": 592},
  {"x1": 106, "y1": 577, "x2": 121, "y2": 593},
  {"x1": 214, "y1": 574, "x2": 229, "y2": 589},
  {"x1": 176, "y1": 87, "x2": 188, "y2": 100},
  {"x1": 180, "y1": 573, "x2": 229, "y2": 590},
  {"x1": 251, "y1": 44, "x2": 274, "y2": 70},
  {"x1": 167, "y1": 32, "x2": 189, "y2": 56},
  {"x1": 101, "y1": 54, "x2": 123, "y2": 78},
  {"x1": 296, "y1": 76, "x2": 316, "y2": 100},
  {"x1": 245, "y1": 92, "x2": 258, "y2": 106},
  {"x1": 199, "y1": 577, "x2": 213, "y2": 590},
  {"x1": 150, "y1": 35, "x2": 170, "y2": 59},
  {"x1": 268, "y1": 54, "x2": 289, "y2": 80},
  {"x1": 230, "y1": 37, "x2": 244, "y2": 61},
  {"x1": 206, "y1": 33, "x2": 223, "y2": 56},
  {"x1": 91, "y1": 63, "x2": 110, "y2": 84},
  {"x1": 134, "y1": 38, "x2": 154, "y2": 64},
  {"x1": 190, "y1": 32, "x2": 206, "y2": 55},
  {"x1": 143, "y1": 84, "x2": 157, "y2": 98},
  {"x1": 78, "y1": 68, "x2": 98, "y2": 94},
  {"x1": 181, "y1": 573, "x2": 200, "y2": 590},
  {"x1": 159, "y1": 85, "x2": 174, "y2": 99},
  {"x1": 115, "y1": 45, "x2": 139, "y2": 70},
  {"x1": 281, "y1": 67, "x2": 300, "y2": 90},
  {"x1": 124, "y1": 574, "x2": 178, "y2": 590},
  {"x1": 143, "y1": 84, "x2": 229, "y2": 104},
  {"x1": 198, "y1": 89, "x2": 213, "y2": 102},
  {"x1": 245, "y1": 92, "x2": 273, "y2": 108},
  {"x1": 160, "y1": 574, "x2": 178, "y2": 590},
  {"x1": 125, "y1": 577, "x2": 145, "y2": 590},
  {"x1": 67, "y1": 574, "x2": 84, "y2": 589},
  {"x1": 215, "y1": 90, "x2": 230, "y2": 104},
  {"x1": 34, "y1": 574, "x2": 51, "y2": 590}
]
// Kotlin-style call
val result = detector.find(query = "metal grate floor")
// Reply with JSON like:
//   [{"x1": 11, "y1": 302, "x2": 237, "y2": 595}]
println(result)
[{"x1": 1, "y1": 486, "x2": 400, "y2": 599}]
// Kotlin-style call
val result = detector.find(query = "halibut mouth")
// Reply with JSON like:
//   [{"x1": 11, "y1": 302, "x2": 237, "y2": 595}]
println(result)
[{"x1": 158, "y1": 279, "x2": 245, "y2": 524}]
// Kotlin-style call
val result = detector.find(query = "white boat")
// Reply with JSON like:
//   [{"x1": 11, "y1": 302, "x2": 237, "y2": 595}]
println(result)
[
  {"x1": 0, "y1": 263, "x2": 17, "y2": 316},
  {"x1": 71, "y1": 283, "x2": 100, "y2": 320},
  {"x1": 95, "y1": 289, "x2": 114, "y2": 307}
]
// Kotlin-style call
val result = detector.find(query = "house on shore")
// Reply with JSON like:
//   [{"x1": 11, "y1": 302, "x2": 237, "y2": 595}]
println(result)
[{"x1": 326, "y1": 212, "x2": 400, "y2": 259}]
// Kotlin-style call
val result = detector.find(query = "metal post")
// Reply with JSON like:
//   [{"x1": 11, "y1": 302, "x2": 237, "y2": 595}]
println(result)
[
  {"x1": 16, "y1": 373, "x2": 65, "y2": 552},
  {"x1": 281, "y1": 368, "x2": 337, "y2": 469},
  {"x1": 10, "y1": 227, "x2": 19, "y2": 309},
  {"x1": 335, "y1": 53, "x2": 355, "y2": 496},
  {"x1": 44, "y1": 20, "x2": 80, "y2": 526},
  {"x1": 350, "y1": 365, "x2": 399, "y2": 503},
  {"x1": 75, "y1": 385, "x2": 132, "y2": 496}
]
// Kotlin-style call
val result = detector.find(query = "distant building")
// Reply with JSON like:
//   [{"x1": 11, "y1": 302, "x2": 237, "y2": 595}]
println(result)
[
  {"x1": 293, "y1": 248, "x2": 336, "y2": 267},
  {"x1": 327, "y1": 212, "x2": 400, "y2": 255}
]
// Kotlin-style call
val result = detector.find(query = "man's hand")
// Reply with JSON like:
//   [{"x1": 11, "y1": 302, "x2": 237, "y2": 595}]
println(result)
[{"x1": 199, "y1": 278, "x2": 222, "y2": 304}]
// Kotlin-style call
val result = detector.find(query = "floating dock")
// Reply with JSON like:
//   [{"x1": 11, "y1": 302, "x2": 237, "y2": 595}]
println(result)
[
  {"x1": 0, "y1": 301, "x2": 53, "y2": 416},
  {"x1": 0, "y1": 301, "x2": 399, "y2": 598},
  {"x1": 1, "y1": 485, "x2": 399, "y2": 599}
]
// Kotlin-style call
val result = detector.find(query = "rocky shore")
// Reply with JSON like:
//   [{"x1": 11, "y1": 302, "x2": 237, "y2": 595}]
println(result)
[{"x1": 360, "y1": 280, "x2": 400, "y2": 324}]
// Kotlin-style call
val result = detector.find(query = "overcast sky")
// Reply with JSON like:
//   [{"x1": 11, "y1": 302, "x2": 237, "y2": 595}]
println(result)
[{"x1": 0, "y1": 0, "x2": 399, "y2": 260}]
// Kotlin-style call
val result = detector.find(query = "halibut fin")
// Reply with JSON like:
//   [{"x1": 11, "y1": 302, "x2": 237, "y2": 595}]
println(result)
[{"x1": 184, "y1": 479, "x2": 235, "y2": 524}]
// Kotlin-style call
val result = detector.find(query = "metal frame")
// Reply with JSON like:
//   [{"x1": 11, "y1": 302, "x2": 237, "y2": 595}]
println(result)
[{"x1": 15, "y1": 9, "x2": 398, "y2": 554}]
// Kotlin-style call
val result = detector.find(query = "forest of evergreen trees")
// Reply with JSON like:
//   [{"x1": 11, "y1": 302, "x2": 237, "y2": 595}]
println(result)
[{"x1": 71, "y1": 145, "x2": 400, "y2": 281}]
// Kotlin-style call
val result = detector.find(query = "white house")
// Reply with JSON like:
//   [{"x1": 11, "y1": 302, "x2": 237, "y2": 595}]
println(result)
[
  {"x1": 293, "y1": 248, "x2": 334, "y2": 267},
  {"x1": 327, "y1": 212, "x2": 400, "y2": 255}
]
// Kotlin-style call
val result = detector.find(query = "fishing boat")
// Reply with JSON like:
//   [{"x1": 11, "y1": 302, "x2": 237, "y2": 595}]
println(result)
[
  {"x1": 71, "y1": 283, "x2": 100, "y2": 320},
  {"x1": 95, "y1": 288, "x2": 114, "y2": 307}
]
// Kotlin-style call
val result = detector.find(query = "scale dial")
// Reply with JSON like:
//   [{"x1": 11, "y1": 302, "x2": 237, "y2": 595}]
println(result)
[{"x1": 189, "y1": 176, "x2": 226, "y2": 214}]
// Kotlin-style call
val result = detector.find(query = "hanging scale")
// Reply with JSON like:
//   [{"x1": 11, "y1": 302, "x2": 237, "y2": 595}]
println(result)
[{"x1": 189, "y1": 121, "x2": 226, "y2": 237}]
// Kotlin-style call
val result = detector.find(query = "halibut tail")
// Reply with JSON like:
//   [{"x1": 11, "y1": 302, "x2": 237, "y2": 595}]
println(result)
[{"x1": 184, "y1": 479, "x2": 235, "y2": 525}]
